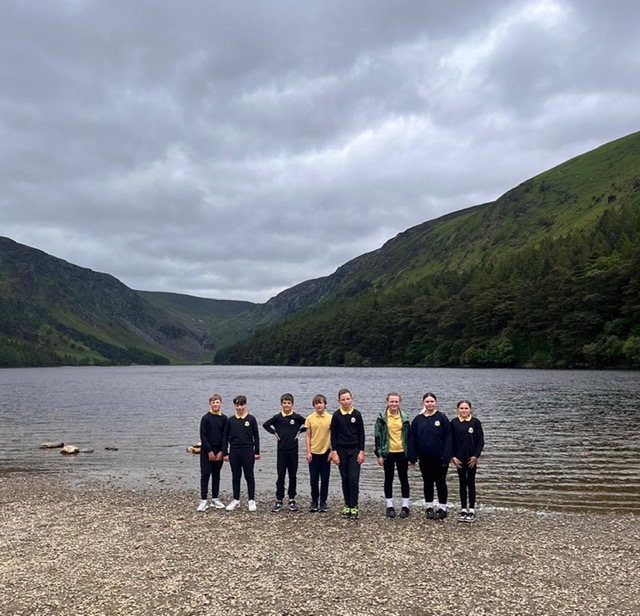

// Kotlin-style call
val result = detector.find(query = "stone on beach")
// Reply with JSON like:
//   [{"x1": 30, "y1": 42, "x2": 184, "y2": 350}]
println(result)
[
  {"x1": 0, "y1": 474, "x2": 637, "y2": 616},
  {"x1": 60, "y1": 445, "x2": 79, "y2": 455}
]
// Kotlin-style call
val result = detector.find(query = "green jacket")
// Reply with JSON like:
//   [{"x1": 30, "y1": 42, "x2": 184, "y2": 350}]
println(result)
[{"x1": 374, "y1": 409, "x2": 411, "y2": 458}]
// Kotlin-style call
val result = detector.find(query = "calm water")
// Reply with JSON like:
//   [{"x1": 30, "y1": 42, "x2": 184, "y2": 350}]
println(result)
[{"x1": 1, "y1": 365, "x2": 639, "y2": 513}]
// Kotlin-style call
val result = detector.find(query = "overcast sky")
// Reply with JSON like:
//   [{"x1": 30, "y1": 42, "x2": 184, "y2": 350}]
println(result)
[{"x1": 2, "y1": 0, "x2": 638, "y2": 303}]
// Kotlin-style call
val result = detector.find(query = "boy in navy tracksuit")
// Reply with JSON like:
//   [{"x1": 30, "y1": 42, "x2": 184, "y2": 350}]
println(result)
[
  {"x1": 330, "y1": 388, "x2": 365, "y2": 519},
  {"x1": 196, "y1": 393, "x2": 228, "y2": 511},
  {"x1": 451, "y1": 399, "x2": 485, "y2": 523},
  {"x1": 263, "y1": 393, "x2": 306, "y2": 512},
  {"x1": 222, "y1": 395, "x2": 260, "y2": 512},
  {"x1": 409, "y1": 392, "x2": 452, "y2": 520}
]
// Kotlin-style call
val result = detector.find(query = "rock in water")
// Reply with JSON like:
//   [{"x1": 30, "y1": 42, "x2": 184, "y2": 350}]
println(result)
[
  {"x1": 60, "y1": 445, "x2": 80, "y2": 455},
  {"x1": 39, "y1": 442, "x2": 64, "y2": 449}
]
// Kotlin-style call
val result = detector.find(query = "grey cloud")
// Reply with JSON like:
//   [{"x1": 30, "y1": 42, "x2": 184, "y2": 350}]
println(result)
[{"x1": 1, "y1": 0, "x2": 639, "y2": 301}]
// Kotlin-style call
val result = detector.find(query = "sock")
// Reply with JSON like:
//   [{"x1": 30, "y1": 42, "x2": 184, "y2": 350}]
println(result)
[
  {"x1": 439, "y1": 503, "x2": 448, "y2": 511},
  {"x1": 386, "y1": 498, "x2": 393, "y2": 508},
  {"x1": 427, "y1": 501, "x2": 435, "y2": 509},
  {"x1": 402, "y1": 498, "x2": 410, "y2": 508},
  {"x1": 469, "y1": 508, "x2": 475, "y2": 514}
]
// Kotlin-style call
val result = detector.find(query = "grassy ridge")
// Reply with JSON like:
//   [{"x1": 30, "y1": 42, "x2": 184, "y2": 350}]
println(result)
[{"x1": 216, "y1": 131, "x2": 640, "y2": 368}]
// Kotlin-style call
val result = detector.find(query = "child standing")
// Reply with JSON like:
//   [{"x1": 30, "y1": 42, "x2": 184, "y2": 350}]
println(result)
[
  {"x1": 222, "y1": 395, "x2": 260, "y2": 512},
  {"x1": 374, "y1": 392, "x2": 412, "y2": 519},
  {"x1": 305, "y1": 394, "x2": 332, "y2": 512},
  {"x1": 451, "y1": 400, "x2": 485, "y2": 523},
  {"x1": 196, "y1": 393, "x2": 228, "y2": 511},
  {"x1": 330, "y1": 388, "x2": 365, "y2": 519},
  {"x1": 263, "y1": 393, "x2": 306, "y2": 512},
  {"x1": 410, "y1": 392, "x2": 452, "y2": 520}
]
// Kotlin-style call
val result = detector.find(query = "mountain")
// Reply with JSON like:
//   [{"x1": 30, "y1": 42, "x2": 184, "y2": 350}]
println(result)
[
  {"x1": 0, "y1": 238, "x2": 251, "y2": 367},
  {"x1": 3, "y1": 131, "x2": 640, "y2": 369},
  {"x1": 216, "y1": 131, "x2": 640, "y2": 369}
]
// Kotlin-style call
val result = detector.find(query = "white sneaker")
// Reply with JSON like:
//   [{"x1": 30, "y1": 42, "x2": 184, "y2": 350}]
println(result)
[
  {"x1": 225, "y1": 499, "x2": 240, "y2": 511},
  {"x1": 196, "y1": 499, "x2": 208, "y2": 512},
  {"x1": 210, "y1": 498, "x2": 225, "y2": 509},
  {"x1": 248, "y1": 500, "x2": 257, "y2": 512}
]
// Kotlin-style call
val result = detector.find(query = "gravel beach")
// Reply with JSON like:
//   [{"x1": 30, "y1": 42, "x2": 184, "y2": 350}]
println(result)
[{"x1": 1, "y1": 473, "x2": 638, "y2": 616}]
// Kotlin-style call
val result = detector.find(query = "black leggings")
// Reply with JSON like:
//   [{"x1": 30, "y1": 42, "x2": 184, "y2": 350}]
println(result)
[
  {"x1": 229, "y1": 447, "x2": 256, "y2": 500},
  {"x1": 276, "y1": 449, "x2": 299, "y2": 500},
  {"x1": 456, "y1": 459, "x2": 478, "y2": 509},
  {"x1": 200, "y1": 454, "x2": 224, "y2": 500},
  {"x1": 418, "y1": 455, "x2": 448, "y2": 504},
  {"x1": 308, "y1": 450, "x2": 331, "y2": 504},
  {"x1": 383, "y1": 452, "x2": 410, "y2": 499},
  {"x1": 337, "y1": 447, "x2": 361, "y2": 508}
]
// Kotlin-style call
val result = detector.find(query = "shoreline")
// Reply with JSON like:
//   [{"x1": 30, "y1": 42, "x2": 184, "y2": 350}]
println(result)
[{"x1": 1, "y1": 474, "x2": 638, "y2": 615}]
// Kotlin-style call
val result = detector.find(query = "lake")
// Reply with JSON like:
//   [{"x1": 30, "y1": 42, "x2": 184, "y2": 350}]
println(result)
[{"x1": 1, "y1": 365, "x2": 638, "y2": 514}]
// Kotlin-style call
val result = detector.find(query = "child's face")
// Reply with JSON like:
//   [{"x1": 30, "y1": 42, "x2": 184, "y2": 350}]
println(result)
[
  {"x1": 209, "y1": 399, "x2": 221, "y2": 412},
  {"x1": 281, "y1": 399, "x2": 293, "y2": 414},
  {"x1": 423, "y1": 396, "x2": 437, "y2": 412},
  {"x1": 338, "y1": 392, "x2": 353, "y2": 410},
  {"x1": 458, "y1": 402, "x2": 471, "y2": 418},
  {"x1": 234, "y1": 402, "x2": 246, "y2": 415},
  {"x1": 314, "y1": 400, "x2": 326, "y2": 413},
  {"x1": 387, "y1": 395, "x2": 401, "y2": 411}
]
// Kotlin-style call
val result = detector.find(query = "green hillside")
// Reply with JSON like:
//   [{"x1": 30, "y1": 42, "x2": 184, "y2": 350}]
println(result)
[
  {"x1": 0, "y1": 239, "x2": 222, "y2": 367},
  {"x1": 217, "y1": 131, "x2": 640, "y2": 369},
  {"x1": 137, "y1": 291, "x2": 256, "y2": 351}
]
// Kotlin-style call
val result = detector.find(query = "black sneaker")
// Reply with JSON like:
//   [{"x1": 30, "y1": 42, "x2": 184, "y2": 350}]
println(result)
[
  {"x1": 319, "y1": 501, "x2": 328, "y2": 513},
  {"x1": 458, "y1": 511, "x2": 468, "y2": 522},
  {"x1": 288, "y1": 499, "x2": 299, "y2": 512},
  {"x1": 426, "y1": 507, "x2": 435, "y2": 519},
  {"x1": 399, "y1": 506, "x2": 410, "y2": 518},
  {"x1": 309, "y1": 501, "x2": 319, "y2": 512},
  {"x1": 386, "y1": 507, "x2": 396, "y2": 519},
  {"x1": 341, "y1": 506, "x2": 351, "y2": 518},
  {"x1": 270, "y1": 500, "x2": 283, "y2": 512},
  {"x1": 435, "y1": 508, "x2": 447, "y2": 520},
  {"x1": 466, "y1": 511, "x2": 476, "y2": 523}
]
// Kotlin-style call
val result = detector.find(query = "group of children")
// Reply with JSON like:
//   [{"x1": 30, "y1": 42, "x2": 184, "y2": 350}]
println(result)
[{"x1": 197, "y1": 389, "x2": 484, "y2": 522}]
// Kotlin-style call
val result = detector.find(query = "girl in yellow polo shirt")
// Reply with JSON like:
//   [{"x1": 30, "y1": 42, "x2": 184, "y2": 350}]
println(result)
[{"x1": 374, "y1": 392, "x2": 412, "y2": 518}]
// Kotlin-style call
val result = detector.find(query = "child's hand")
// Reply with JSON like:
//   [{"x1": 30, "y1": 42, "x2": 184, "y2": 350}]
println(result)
[
  {"x1": 214, "y1": 451, "x2": 223, "y2": 462},
  {"x1": 254, "y1": 454, "x2": 261, "y2": 460},
  {"x1": 331, "y1": 451, "x2": 340, "y2": 465},
  {"x1": 208, "y1": 451, "x2": 215, "y2": 462},
  {"x1": 377, "y1": 456, "x2": 384, "y2": 467},
  {"x1": 357, "y1": 451, "x2": 365, "y2": 465},
  {"x1": 452, "y1": 456, "x2": 462, "y2": 469},
  {"x1": 223, "y1": 455, "x2": 229, "y2": 463},
  {"x1": 306, "y1": 451, "x2": 312, "y2": 463},
  {"x1": 468, "y1": 456, "x2": 478, "y2": 468}
]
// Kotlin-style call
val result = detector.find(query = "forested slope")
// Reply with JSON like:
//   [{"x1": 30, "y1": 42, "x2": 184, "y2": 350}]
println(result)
[{"x1": 217, "y1": 132, "x2": 640, "y2": 368}]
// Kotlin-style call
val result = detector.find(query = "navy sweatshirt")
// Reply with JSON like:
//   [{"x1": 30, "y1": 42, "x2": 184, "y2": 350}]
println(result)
[
  {"x1": 199, "y1": 412, "x2": 228, "y2": 456},
  {"x1": 410, "y1": 410, "x2": 452, "y2": 464},
  {"x1": 262, "y1": 412, "x2": 306, "y2": 452},
  {"x1": 222, "y1": 414, "x2": 260, "y2": 455},
  {"x1": 330, "y1": 408, "x2": 365, "y2": 451},
  {"x1": 450, "y1": 416, "x2": 485, "y2": 460}
]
